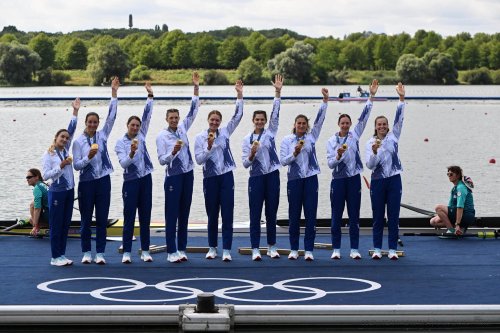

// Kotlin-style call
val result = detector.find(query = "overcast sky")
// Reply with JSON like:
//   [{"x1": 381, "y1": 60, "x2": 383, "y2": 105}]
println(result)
[{"x1": 1, "y1": 0, "x2": 499, "y2": 38}]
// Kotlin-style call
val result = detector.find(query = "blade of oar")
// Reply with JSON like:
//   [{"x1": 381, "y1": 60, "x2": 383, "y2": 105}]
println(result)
[
  {"x1": 3, "y1": 221, "x2": 23, "y2": 232},
  {"x1": 400, "y1": 203, "x2": 435, "y2": 217},
  {"x1": 0, "y1": 230, "x2": 44, "y2": 238}
]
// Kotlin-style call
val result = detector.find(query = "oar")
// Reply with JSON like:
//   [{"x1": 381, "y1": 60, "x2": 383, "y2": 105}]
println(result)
[
  {"x1": 2, "y1": 220, "x2": 25, "y2": 232},
  {"x1": 0, "y1": 230, "x2": 124, "y2": 241}
]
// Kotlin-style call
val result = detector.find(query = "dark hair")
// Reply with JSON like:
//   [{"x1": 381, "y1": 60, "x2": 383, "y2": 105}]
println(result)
[
  {"x1": 208, "y1": 110, "x2": 222, "y2": 121},
  {"x1": 127, "y1": 115, "x2": 141, "y2": 125},
  {"x1": 252, "y1": 110, "x2": 267, "y2": 121},
  {"x1": 27, "y1": 168, "x2": 43, "y2": 182},
  {"x1": 292, "y1": 114, "x2": 309, "y2": 134},
  {"x1": 447, "y1": 165, "x2": 463, "y2": 179},
  {"x1": 85, "y1": 112, "x2": 99, "y2": 123},
  {"x1": 338, "y1": 113, "x2": 351, "y2": 125},
  {"x1": 373, "y1": 115, "x2": 389, "y2": 136},
  {"x1": 166, "y1": 108, "x2": 179, "y2": 118}
]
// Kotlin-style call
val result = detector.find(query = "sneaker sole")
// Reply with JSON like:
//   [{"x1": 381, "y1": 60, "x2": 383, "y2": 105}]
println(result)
[{"x1": 331, "y1": 256, "x2": 341, "y2": 260}]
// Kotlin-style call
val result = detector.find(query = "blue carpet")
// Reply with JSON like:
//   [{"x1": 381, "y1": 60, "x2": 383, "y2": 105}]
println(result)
[{"x1": 1, "y1": 234, "x2": 499, "y2": 305}]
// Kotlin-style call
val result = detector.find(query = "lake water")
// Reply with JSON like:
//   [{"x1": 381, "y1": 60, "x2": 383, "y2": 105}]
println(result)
[{"x1": 1, "y1": 85, "x2": 499, "y2": 222}]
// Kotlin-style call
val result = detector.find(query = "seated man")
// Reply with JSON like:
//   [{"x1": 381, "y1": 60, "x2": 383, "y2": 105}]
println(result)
[{"x1": 430, "y1": 166, "x2": 475, "y2": 236}]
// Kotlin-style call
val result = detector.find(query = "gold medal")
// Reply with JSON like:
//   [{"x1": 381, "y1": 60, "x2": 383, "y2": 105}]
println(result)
[
  {"x1": 342, "y1": 144, "x2": 348, "y2": 149},
  {"x1": 66, "y1": 156, "x2": 73, "y2": 162},
  {"x1": 91, "y1": 143, "x2": 99, "y2": 150}
]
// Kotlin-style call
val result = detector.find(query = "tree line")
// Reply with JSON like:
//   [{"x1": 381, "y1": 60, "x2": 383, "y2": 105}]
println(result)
[{"x1": 0, "y1": 25, "x2": 499, "y2": 86}]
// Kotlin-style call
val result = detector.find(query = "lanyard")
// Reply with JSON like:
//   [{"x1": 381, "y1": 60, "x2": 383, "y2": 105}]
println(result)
[
  {"x1": 86, "y1": 133, "x2": 96, "y2": 146},
  {"x1": 336, "y1": 133, "x2": 349, "y2": 145},
  {"x1": 295, "y1": 133, "x2": 306, "y2": 143},
  {"x1": 56, "y1": 148, "x2": 67, "y2": 162},
  {"x1": 168, "y1": 127, "x2": 181, "y2": 140},
  {"x1": 250, "y1": 130, "x2": 264, "y2": 144},
  {"x1": 207, "y1": 129, "x2": 219, "y2": 139}
]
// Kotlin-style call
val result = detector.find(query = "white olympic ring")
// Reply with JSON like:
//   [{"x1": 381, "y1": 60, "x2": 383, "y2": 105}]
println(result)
[{"x1": 37, "y1": 276, "x2": 381, "y2": 303}]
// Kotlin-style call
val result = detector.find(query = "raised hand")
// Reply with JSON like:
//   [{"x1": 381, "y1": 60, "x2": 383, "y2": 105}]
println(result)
[
  {"x1": 369, "y1": 79, "x2": 379, "y2": 97},
  {"x1": 111, "y1": 77, "x2": 120, "y2": 98},
  {"x1": 272, "y1": 74, "x2": 284, "y2": 91},
  {"x1": 145, "y1": 81, "x2": 153, "y2": 95},
  {"x1": 396, "y1": 82, "x2": 405, "y2": 101},
  {"x1": 321, "y1": 88, "x2": 329, "y2": 102},
  {"x1": 235, "y1": 79, "x2": 243, "y2": 99},
  {"x1": 193, "y1": 71, "x2": 200, "y2": 86}
]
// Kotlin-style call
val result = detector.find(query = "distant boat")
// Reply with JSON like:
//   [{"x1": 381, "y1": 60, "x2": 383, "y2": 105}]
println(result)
[{"x1": 330, "y1": 91, "x2": 388, "y2": 102}]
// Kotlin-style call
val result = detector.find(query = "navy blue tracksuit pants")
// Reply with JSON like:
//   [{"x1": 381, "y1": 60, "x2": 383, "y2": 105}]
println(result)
[
  {"x1": 48, "y1": 188, "x2": 74, "y2": 259},
  {"x1": 122, "y1": 173, "x2": 152, "y2": 253},
  {"x1": 287, "y1": 175, "x2": 318, "y2": 251},
  {"x1": 248, "y1": 170, "x2": 280, "y2": 249},
  {"x1": 330, "y1": 174, "x2": 361, "y2": 250},
  {"x1": 164, "y1": 170, "x2": 193, "y2": 254},
  {"x1": 78, "y1": 175, "x2": 110, "y2": 253},
  {"x1": 370, "y1": 174, "x2": 402, "y2": 250},
  {"x1": 203, "y1": 171, "x2": 234, "y2": 250}
]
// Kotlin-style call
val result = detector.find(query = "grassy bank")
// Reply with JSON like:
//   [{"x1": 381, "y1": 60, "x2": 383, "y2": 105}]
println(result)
[{"x1": 26, "y1": 69, "x2": 497, "y2": 86}]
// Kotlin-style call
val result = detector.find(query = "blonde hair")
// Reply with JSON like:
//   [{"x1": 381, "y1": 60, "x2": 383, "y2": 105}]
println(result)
[{"x1": 48, "y1": 129, "x2": 69, "y2": 154}]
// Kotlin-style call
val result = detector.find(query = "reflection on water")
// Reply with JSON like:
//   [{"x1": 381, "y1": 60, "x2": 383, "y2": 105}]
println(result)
[{"x1": 1, "y1": 86, "x2": 499, "y2": 222}]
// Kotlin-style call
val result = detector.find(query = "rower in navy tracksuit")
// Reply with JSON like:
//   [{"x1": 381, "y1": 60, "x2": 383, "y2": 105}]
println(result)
[
  {"x1": 73, "y1": 77, "x2": 119, "y2": 265},
  {"x1": 194, "y1": 80, "x2": 244, "y2": 262},
  {"x1": 280, "y1": 88, "x2": 329, "y2": 261},
  {"x1": 156, "y1": 72, "x2": 201, "y2": 263},
  {"x1": 115, "y1": 82, "x2": 155, "y2": 264},
  {"x1": 42, "y1": 98, "x2": 80, "y2": 266},
  {"x1": 365, "y1": 82, "x2": 406, "y2": 260},
  {"x1": 242, "y1": 74, "x2": 283, "y2": 261},
  {"x1": 327, "y1": 79, "x2": 379, "y2": 260}
]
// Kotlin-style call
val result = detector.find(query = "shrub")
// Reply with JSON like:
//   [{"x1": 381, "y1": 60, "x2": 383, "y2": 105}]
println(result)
[
  {"x1": 130, "y1": 65, "x2": 152, "y2": 81},
  {"x1": 203, "y1": 70, "x2": 229, "y2": 85},
  {"x1": 462, "y1": 67, "x2": 493, "y2": 84}
]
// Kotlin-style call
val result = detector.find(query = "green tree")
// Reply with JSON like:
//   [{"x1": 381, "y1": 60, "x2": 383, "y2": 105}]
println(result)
[
  {"x1": 428, "y1": 53, "x2": 458, "y2": 84},
  {"x1": 0, "y1": 43, "x2": 41, "y2": 84},
  {"x1": 267, "y1": 41, "x2": 313, "y2": 84},
  {"x1": 338, "y1": 42, "x2": 366, "y2": 70},
  {"x1": 260, "y1": 38, "x2": 287, "y2": 63},
  {"x1": 245, "y1": 31, "x2": 267, "y2": 62},
  {"x1": 159, "y1": 29, "x2": 187, "y2": 68},
  {"x1": 237, "y1": 57, "x2": 263, "y2": 84},
  {"x1": 0, "y1": 33, "x2": 17, "y2": 43},
  {"x1": 28, "y1": 33, "x2": 55, "y2": 69},
  {"x1": 489, "y1": 42, "x2": 500, "y2": 69},
  {"x1": 217, "y1": 37, "x2": 249, "y2": 69},
  {"x1": 374, "y1": 35, "x2": 396, "y2": 69},
  {"x1": 191, "y1": 34, "x2": 218, "y2": 68},
  {"x1": 65, "y1": 38, "x2": 88, "y2": 69},
  {"x1": 136, "y1": 44, "x2": 160, "y2": 68},
  {"x1": 392, "y1": 32, "x2": 411, "y2": 56},
  {"x1": 395, "y1": 54, "x2": 427, "y2": 83},
  {"x1": 172, "y1": 40, "x2": 192, "y2": 68},
  {"x1": 87, "y1": 41, "x2": 131, "y2": 85},
  {"x1": 312, "y1": 38, "x2": 341, "y2": 81},
  {"x1": 362, "y1": 35, "x2": 378, "y2": 70},
  {"x1": 461, "y1": 40, "x2": 480, "y2": 69}
]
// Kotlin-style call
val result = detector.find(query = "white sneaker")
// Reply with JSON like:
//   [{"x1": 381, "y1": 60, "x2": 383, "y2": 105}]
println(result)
[
  {"x1": 371, "y1": 248, "x2": 382, "y2": 260},
  {"x1": 141, "y1": 251, "x2": 153, "y2": 262},
  {"x1": 350, "y1": 249, "x2": 362, "y2": 260},
  {"x1": 222, "y1": 249, "x2": 232, "y2": 262},
  {"x1": 50, "y1": 257, "x2": 68, "y2": 267},
  {"x1": 61, "y1": 255, "x2": 73, "y2": 265},
  {"x1": 94, "y1": 253, "x2": 106, "y2": 265},
  {"x1": 304, "y1": 251, "x2": 314, "y2": 261},
  {"x1": 205, "y1": 247, "x2": 217, "y2": 259},
  {"x1": 331, "y1": 249, "x2": 341, "y2": 259},
  {"x1": 122, "y1": 252, "x2": 132, "y2": 264},
  {"x1": 388, "y1": 249, "x2": 399, "y2": 260},
  {"x1": 81, "y1": 251, "x2": 92, "y2": 264},
  {"x1": 267, "y1": 245, "x2": 280, "y2": 258},
  {"x1": 252, "y1": 248, "x2": 262, "y2": 261},
  {"x1": 288, "y1": 250, "x2": 299, "y2": 260},
  {"x1": 177, "y1": 250, "x2": 188, "y2": 261},
  {"x1": 167, "y1": 252, "x2": 181, "y2": 263}
]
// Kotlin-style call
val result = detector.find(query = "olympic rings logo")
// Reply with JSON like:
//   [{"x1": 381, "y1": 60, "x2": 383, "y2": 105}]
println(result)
[{"x1": 37, "y1": 277, "x2": 381, "y2": 303}]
